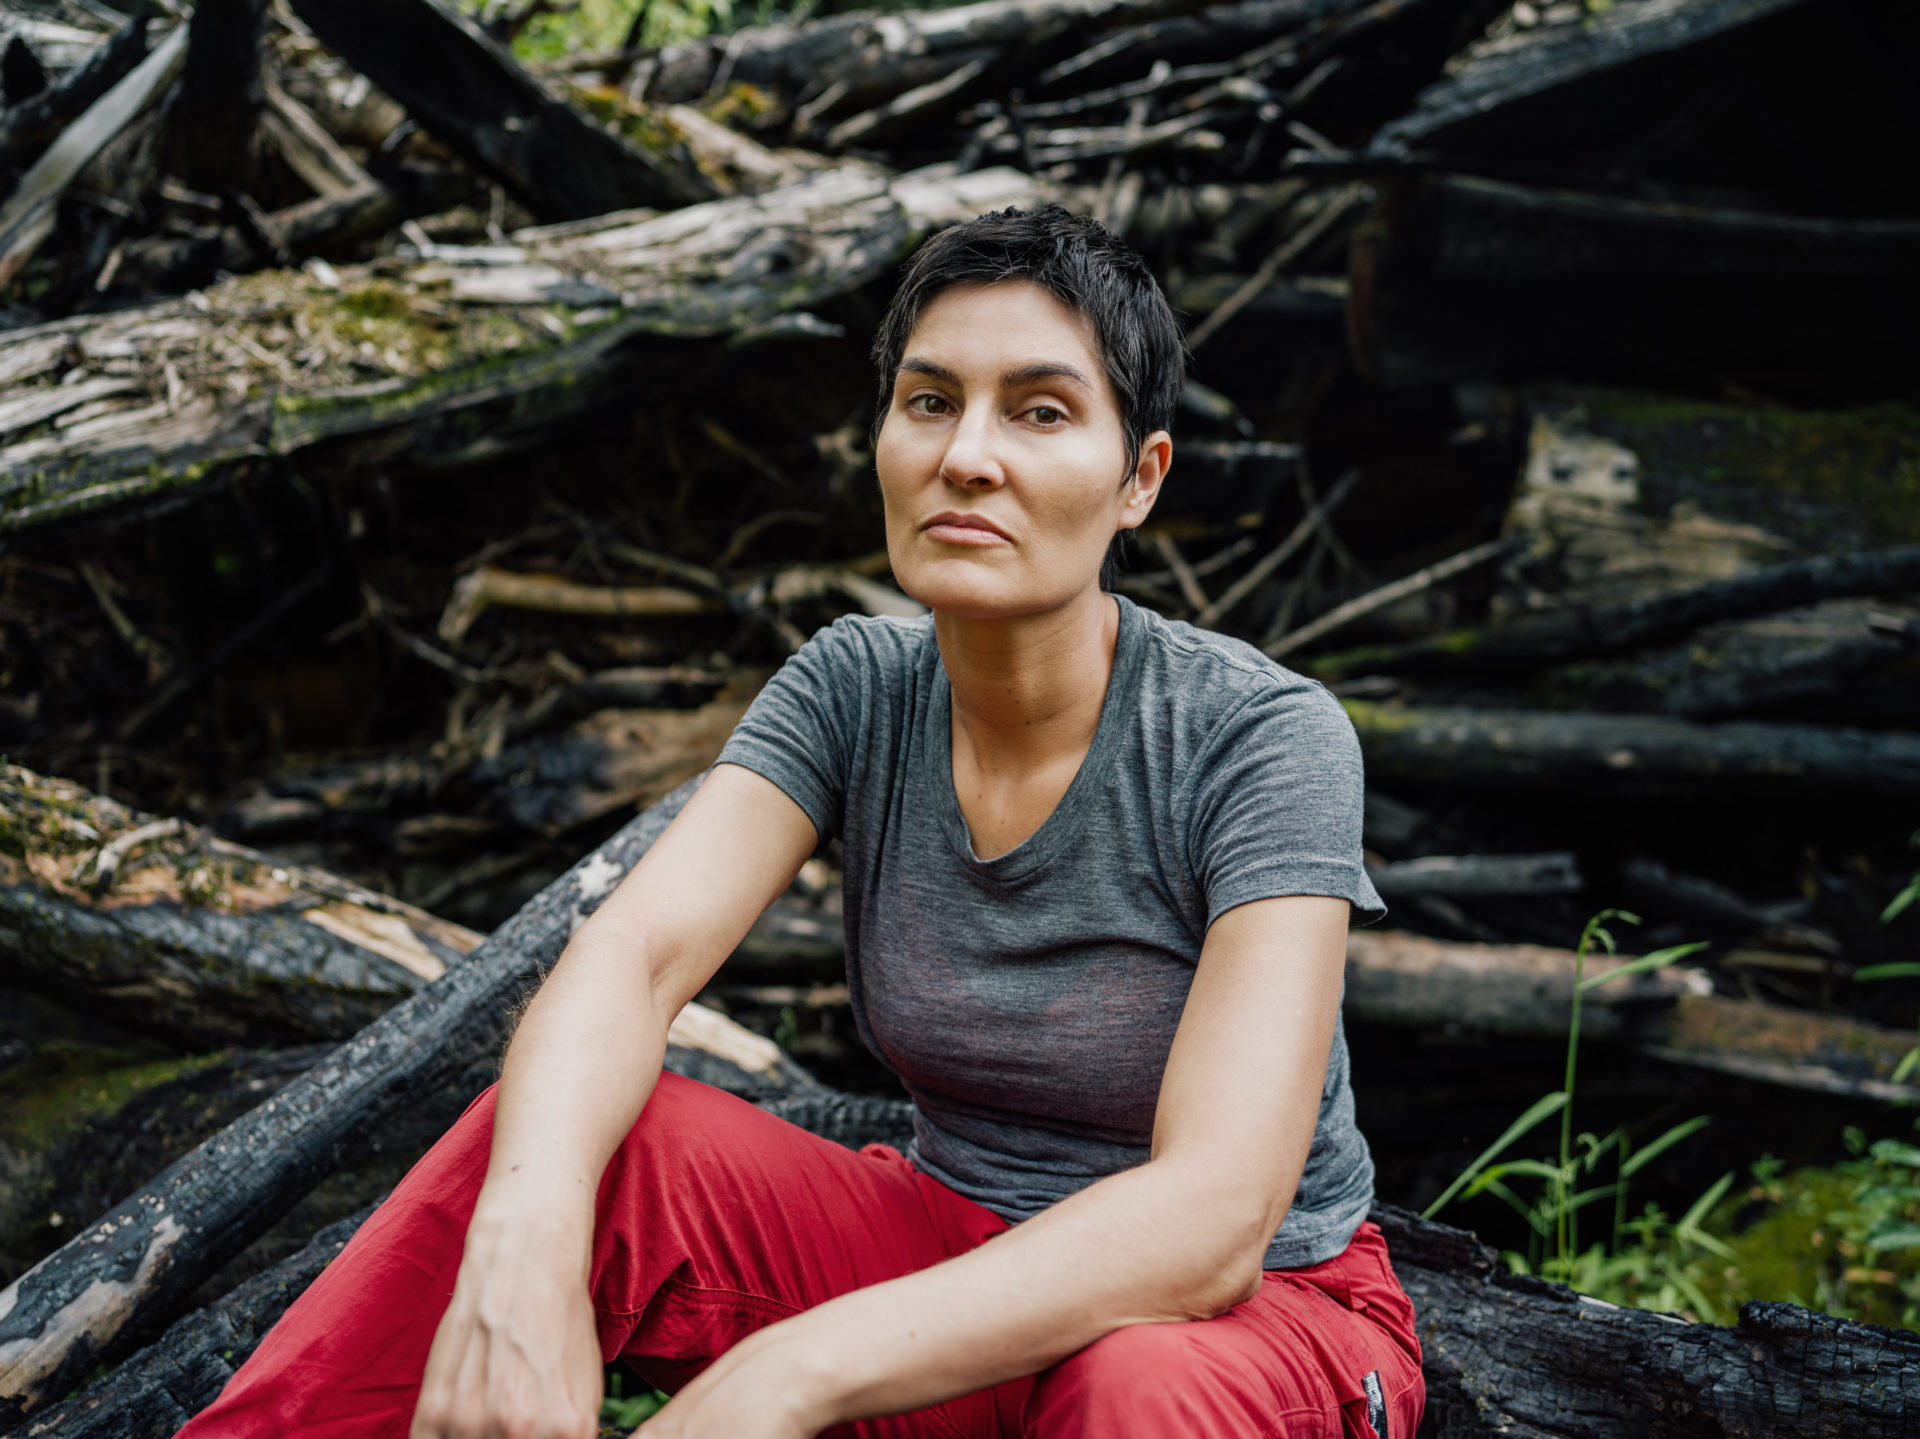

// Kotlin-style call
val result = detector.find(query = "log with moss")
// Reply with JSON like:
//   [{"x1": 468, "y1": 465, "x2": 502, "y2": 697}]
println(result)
[
  {"x1": 0, "y1": 163, "x2": 1039, "y2": 536},
  {"x1": 0, "y1": 772, "x2": 828, "y2": 1424},
  {"x1": 0, "y1": 763, "x2": 487, "y2": 1047}
]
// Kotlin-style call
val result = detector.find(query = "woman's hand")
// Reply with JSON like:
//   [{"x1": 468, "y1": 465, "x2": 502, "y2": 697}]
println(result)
[
  {"x1": 410, "y1": 1208, "x2": 605, "y2": 1439},
  {"x1": 637, "y1": 1326, "x2": 829, "y2": 1439}
]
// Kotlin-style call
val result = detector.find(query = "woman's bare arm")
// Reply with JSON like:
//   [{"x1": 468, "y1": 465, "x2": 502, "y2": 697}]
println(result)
[
  {"x1": 643, "y1": 892, "x2": 1350, "y2": 1438},
  {"x1": 410, "y1": 764, "x2": 820, "y2": 1439}
]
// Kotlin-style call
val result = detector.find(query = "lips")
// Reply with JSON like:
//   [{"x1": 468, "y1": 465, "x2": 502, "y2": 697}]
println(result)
[{"x1": 921, "y1": 510, "x2": 1011, "y2": 545}]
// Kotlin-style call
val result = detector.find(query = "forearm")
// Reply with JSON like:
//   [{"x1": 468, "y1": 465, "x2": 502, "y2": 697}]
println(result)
[
  {"x1": 468, "y1": 928, "x2": 673, "y2": 1260},
  {"x1": 742, "y1": 1154, "x2": 1276, "y2": 1428}
]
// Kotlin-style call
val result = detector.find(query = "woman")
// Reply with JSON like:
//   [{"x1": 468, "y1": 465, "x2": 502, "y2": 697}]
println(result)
[{"x1": 181, "y1": 205, "x2": 1422, "y2": 1439}]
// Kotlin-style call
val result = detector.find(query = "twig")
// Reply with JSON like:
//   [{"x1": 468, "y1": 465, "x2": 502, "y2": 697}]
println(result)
[
  {"x1": 437, "y1": 567, "x2": 727, "y2": 644},
  {"x1": 83, "y1": 817, "x2": 183, "y2": 892},
  {"x1": 1196, "y1": 469, "x2": 1358, "y2": 629},
  {"x1": 77, "y1": 559, "x2": 170, "y2": 676},
  {"x1": 1151, "y1": 531, "x2": 1210, "y2": 612},
  {"x1": 1260, "y1": 541, "x2": 1325, "y2": 649},
  {"x1": 1264, "y1": 537, "x2": 1512, "y2": 660},
  {"x1": 1185, "y1": 182, "x2": 1366, "y2": 352}
]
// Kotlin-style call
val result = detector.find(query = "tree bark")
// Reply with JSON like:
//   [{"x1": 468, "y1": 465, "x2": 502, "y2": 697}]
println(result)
[
  {"x1": 289, "y1": 0, "x2": 712, "y2": 219},
  {"x1": 0, "y1": 163, "x2": 1039, "y2": 537},
  {"x1": 0, "y1": 771, "x2": 822, "y2": 1424}
]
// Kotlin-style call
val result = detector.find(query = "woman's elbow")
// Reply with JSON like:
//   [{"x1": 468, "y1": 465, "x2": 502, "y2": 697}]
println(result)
[{"x1": 1175, "y1": 1214, "x2": 1274, "y2": 1318}]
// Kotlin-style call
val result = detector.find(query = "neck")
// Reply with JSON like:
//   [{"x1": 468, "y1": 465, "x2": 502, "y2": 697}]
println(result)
[{"x1": 936, "y1": 586, "x2": 1120, "y2": 764}]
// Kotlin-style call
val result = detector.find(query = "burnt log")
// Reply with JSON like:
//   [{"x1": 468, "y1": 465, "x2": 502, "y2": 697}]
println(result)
[
  {"x1": 289, "y1": 0, "x2": 712, "y2": 218},
  {"x1": 0, "y1": 772, "x2": 825, "y2": 1423},
  {"x1": 0, "y1": 163, "x2": 1039, "y2": 536},
  {"x1": 1371, "y1": 1202, "x2": 1920, "y2": 1439},
  {"x1": 1342, "y1": 700, "x2": 1920, "y2": 794}
]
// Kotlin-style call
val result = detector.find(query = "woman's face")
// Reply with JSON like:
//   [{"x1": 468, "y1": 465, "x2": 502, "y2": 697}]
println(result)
[{"x1": 875, "y1": 280, "x2": 1169, "y2": 621}]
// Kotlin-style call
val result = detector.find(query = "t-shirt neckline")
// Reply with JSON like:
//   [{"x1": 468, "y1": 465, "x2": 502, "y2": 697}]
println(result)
[{"x1": 929, "y1": 593, "x2": 1145, "y2": 883}]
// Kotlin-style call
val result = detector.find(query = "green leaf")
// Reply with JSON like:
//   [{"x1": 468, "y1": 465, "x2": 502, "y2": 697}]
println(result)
[
  {"x1": 1882, "y1": 876, "x2": 1920, "y2": 924},
  {"x1": 1895, "y1": 1048, "x2": 1920, "y2": 1086},
  {"x1": 1578, "y1": 942, "x2": 1711, "y2": 993},
  {"x1": 1423, "y1": 1091, "x2": 1570, "y2": 1219},
  {"x1": 1675, "y1": 1170, "x2": 1736, "y2": 1239},
  {"x1": 1621, "y1": 1116, "x2": 1712, "y2": 1178},
  {"x1": 1855, "y1": 962, "x2": 1920, "y2": 982},
  {"x1": 1865, "y1": 1221, "x2": 1920, "y2": 1252},
  {"x1": 1869, "y1": 1139, "x2": 1920, "y2": 1169}
]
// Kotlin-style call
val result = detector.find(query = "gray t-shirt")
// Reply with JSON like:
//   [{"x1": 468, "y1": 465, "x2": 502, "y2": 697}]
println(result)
[{"x1": 718, "y1": 593, "x2": 1386, "y2": 1268}]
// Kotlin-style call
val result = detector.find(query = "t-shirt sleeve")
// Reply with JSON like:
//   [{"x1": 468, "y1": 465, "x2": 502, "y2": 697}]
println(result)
[
  {"x1": 715, "y1": 617, "x2": 865, "y2": 839},
  {"x1": 1186, "y1": 678, "x2": 1386, "y2": 928}
]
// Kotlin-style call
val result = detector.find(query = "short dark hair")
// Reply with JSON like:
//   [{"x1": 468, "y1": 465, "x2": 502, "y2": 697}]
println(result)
[{"x1": 870, "y1": 202, "x2": 1185, "y2": 498}]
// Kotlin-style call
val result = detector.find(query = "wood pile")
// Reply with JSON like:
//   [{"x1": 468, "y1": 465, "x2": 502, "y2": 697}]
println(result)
[{"x1": 0, "y1": 0, "x2": 1915, "y2": 1433}]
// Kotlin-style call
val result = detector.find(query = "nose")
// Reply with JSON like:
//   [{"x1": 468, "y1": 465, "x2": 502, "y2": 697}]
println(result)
[{"x1": 937, "y1": 407, "x2": 1006, "y2": 492}]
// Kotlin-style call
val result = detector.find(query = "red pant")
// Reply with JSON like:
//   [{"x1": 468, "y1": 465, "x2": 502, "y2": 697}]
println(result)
[{"x1": 180, "y1": 1076, "x2": 1424, "y2": 1438}]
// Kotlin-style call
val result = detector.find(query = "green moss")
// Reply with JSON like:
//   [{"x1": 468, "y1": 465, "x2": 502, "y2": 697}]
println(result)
[
  {"x1": 1691, "y1": 1142, "x2": 1920, "y2": 1330},
  {"x1": 1541, "y1": 388, "x2": 1920, "y2": 547},
  {"x1": 0, "y1": 1045, "x2": 229, "y2": 1156}
]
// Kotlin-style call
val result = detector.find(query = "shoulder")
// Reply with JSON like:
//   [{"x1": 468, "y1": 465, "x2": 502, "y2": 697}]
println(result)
[
  {"x1": 785, "y1": 611, "x2": 937, "y2": 687},
  {"x1": 1127, "y1": 600, "x2": 1354, "y2": 752}
]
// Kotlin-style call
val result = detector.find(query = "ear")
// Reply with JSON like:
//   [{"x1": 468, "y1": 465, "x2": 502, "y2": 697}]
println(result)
[{"x1": 1116, "y1": 431, "x2": 1172, "y2": 531}]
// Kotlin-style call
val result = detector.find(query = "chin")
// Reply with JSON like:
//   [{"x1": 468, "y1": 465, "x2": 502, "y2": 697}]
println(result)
[{"x1": 896, "y1": 552, "x2": 1087, "y2": 621}]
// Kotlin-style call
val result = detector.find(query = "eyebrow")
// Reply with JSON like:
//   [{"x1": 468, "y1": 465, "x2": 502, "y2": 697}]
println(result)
[{"x1": 897, "y1": 357, "x2": 1097, "y2": 393}]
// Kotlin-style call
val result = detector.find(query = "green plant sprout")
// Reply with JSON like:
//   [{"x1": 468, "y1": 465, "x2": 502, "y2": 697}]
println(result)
[
  {"x1": 1425, "y1": 911, "x2": 1725, "y2": 1314},
  {"x1": 1881, "y1": 829, "x2": 1920, "y2": 924}
]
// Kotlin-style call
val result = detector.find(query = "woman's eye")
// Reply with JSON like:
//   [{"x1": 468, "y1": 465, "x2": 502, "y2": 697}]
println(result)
[
  {"x1": 908, "y1": 393, "x2": 951, "y2": 415},
  {"x1": 1027, "y1": 405, "x2": 1064, "y2": 425}
]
